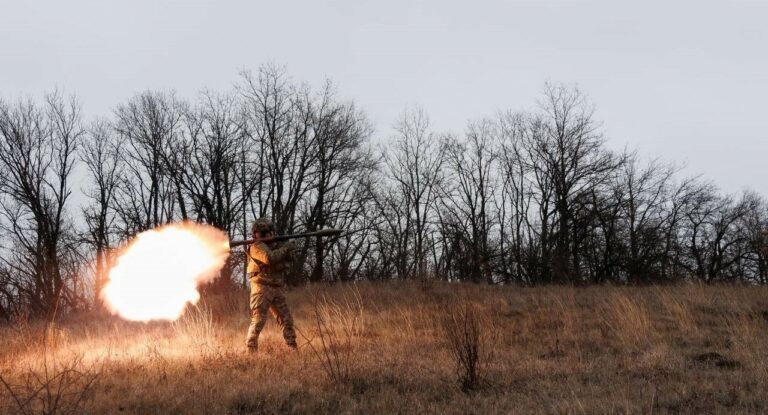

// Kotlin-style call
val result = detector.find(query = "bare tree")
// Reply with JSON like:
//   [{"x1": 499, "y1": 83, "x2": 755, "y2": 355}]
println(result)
[
  {"x1": 371, "y1": 182, "x2": 414, "y2": 280},
  {"x1": 677, "y1": 184, "x2": 756, "y2": 281},
  {"x1": 5, "y1": 72, "x2": 768, "y2": 323},
  {"x1": 523, "y1": 83, "x2": 620, "y2": 282},
  {"x1": 740, "y1": 194, "x2": 768, "y2": 283},
  {"x1": 440, "y1": 120, "x2": 497, "y2": 283},
  {"x1": 380, "y1": 108, "x2": 445, "y2": 280},
  {"x1": 169, "y1": 90, "x2": 252, "y2": 292},
  {"x1": 301, "y1": 82, "x2": 375, "y2": 282},
  {"x1": 617, "y1": 155, "x2": 677, "y2": 283},
  {"x1": 238, "y1": 64, "x2": 317, "y2": 237},
  {"x1": 496, "y1": 112, "x2": 537, "y2": 283},
  {"x1": 80, "y1": 118, "x2": 122, "y2": 306},
  {"x1": 0, "y1": 92, "x2": 82, "y2": 318},
  {"x1": 113, "y1": 90, "x2": 185, "y2": 235}
]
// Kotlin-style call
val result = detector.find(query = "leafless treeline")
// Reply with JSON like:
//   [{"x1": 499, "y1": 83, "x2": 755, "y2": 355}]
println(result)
[{"x1": 0, "y1": 65, "x2": 766, "y2": 319}]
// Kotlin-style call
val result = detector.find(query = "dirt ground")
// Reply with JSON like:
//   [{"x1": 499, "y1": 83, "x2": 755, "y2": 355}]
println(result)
[{"x1": 1, "y1": 282, "x2": 767, "y2": 414}]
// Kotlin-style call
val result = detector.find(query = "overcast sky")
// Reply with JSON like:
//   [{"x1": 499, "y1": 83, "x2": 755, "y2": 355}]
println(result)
[{"x1": 1, "y1": 0, "x2": 766, "y2": 195}]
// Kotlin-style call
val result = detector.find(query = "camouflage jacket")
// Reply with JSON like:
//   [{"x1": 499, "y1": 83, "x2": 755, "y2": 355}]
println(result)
[{"x1": 247, "y1": 241, "x2": 292, "y2": 286}]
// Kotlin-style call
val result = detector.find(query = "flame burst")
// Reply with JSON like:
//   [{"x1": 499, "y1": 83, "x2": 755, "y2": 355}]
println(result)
[{"x1": 101, "y1": 222, "x2": 231, "y2": 322}]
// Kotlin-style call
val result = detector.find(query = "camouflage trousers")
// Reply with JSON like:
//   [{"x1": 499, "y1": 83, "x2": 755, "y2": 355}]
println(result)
[{"x1": 245, "y1": 280, "x2": 297, "y2": 350}]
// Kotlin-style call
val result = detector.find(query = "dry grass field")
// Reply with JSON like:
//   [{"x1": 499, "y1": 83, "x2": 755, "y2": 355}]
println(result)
[{"x1": 1, "y1": 282, "x2": 768, "y2": 414}]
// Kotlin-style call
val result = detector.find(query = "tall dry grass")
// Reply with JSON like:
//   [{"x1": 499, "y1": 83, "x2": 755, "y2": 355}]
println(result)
[
  {"x1": 1, "y1": 282, "x2": 767, "y2": 414},
  {"x1": 600, "y1": 291, "x2": 656, "y2": 350}
]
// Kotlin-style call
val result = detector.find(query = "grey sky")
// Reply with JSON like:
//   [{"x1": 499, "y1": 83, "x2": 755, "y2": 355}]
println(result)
[{"x1": 1, "y1": 0, "x2": 766, "y2": 196}]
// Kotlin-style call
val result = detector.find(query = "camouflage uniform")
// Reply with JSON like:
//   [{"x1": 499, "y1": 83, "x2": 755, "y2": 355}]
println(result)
[{"x1": 245, "y1": 219, "x2": 297, "y2": 351}]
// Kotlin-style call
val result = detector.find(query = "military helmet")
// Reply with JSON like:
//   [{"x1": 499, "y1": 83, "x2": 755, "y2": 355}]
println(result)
[{"x1": 252, "y1": 218, "x2": 275, "y2": 235}]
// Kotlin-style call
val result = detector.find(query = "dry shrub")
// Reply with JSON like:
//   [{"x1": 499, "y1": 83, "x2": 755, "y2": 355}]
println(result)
[
  {"x1": 172, "y1": 304, "x2": 217, "y2": 354},
  {"x1": 300, "y1": 292, "x2": 362, "y2": 385},
  {"x1": 0, "y1": 344, "x2": 102, "y2": 415},
  {"x1": 441, "y1": 300, "x2": 490, "y2": 393},
  {"x1": 600, "y1": 292, "x2": 655, "y2": 349},
  {"x1": 322, "y1": 286, "x2": 366, "y2": 338}
]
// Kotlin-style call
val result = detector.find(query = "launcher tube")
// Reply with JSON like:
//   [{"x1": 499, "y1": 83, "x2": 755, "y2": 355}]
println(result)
[{"x1": 229, "y1": 228, "x2": 343, "y2": 248}]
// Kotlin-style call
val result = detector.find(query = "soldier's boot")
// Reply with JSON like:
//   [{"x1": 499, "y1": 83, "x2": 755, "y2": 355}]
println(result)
[
  {"x1": 245, "y1": 334, "x2": 259, "y2": 353},
  {"x1": 284, "y1": 327, "x2": 298, "y2": 351},
  {"x1": 286, "y1": 338, "x2": 298, "y2": 351}
]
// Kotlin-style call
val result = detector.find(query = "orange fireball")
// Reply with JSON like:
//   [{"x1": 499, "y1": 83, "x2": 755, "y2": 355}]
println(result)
[{"x1": 101, "y1": 222, "x2": 230, "y2": 322}]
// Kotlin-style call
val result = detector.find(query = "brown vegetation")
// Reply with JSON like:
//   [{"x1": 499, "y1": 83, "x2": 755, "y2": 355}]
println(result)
[{"x1": 2, "y1": 282, "x2": 768, "y2": 414}]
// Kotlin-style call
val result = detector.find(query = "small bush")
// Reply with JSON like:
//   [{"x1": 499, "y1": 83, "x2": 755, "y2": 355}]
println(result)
[
  {"x1": 0, "y1": 345, "x2": 102, "y2": 415},
  {"x1": 173, "y1": 304, "x2": 217, "y2": 350},
  {"x1": 300, "y1": 293, "x2": 361, "y2": 385},
  {"x1": 441, "y1": 301, "x2": 488, "y2": 393}
]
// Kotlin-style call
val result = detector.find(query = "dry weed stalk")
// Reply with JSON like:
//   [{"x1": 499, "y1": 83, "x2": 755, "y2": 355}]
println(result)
[
  {"x1": 172, "y1": 304, "x2": 218, "y2": 355},
  {"x1": 0, "y1": 335, "x2": 102, "y2": 415},
  {"x1": 441, "y1": 300, "x2": 488, "y2": 393},
  {"x1": 326, "y1": 286, "x2": 366, "y2": 338},
  {"x1": 300, "y1": 293, "x2": 361, "y2": 384}
]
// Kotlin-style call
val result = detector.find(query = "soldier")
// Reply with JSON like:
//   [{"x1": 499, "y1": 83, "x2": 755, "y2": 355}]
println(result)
[{"x1": 244, "y1": 218, "x2": 298, "y2": 352}]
